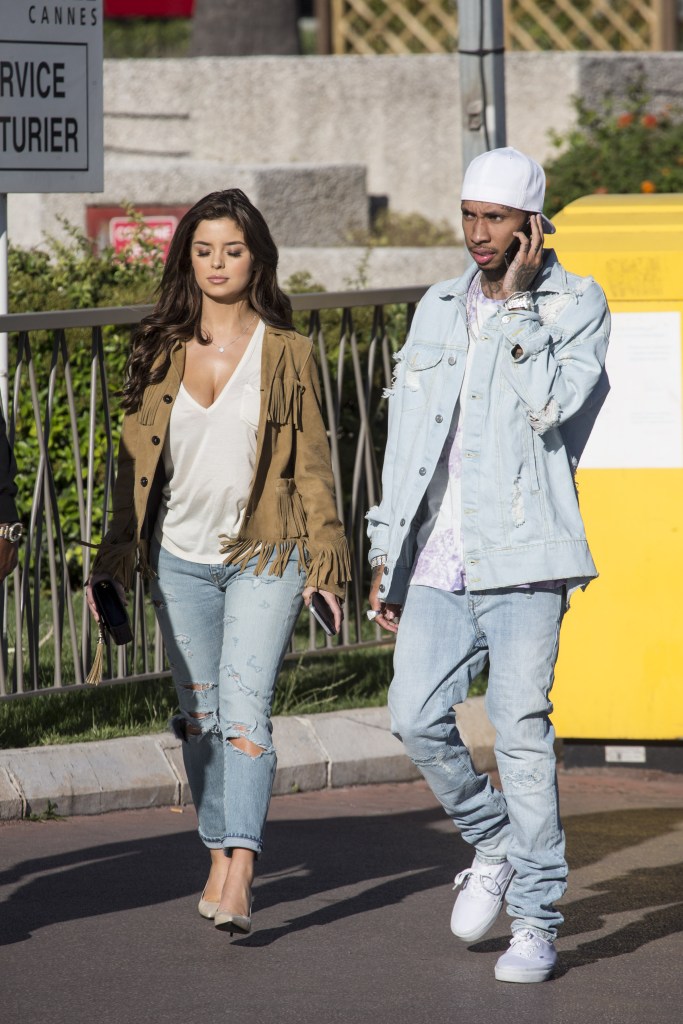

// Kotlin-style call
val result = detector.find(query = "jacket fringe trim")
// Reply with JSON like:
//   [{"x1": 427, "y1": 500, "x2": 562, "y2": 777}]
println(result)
[
  {"x1": 219, "y1": 536, "x2": 307, "y2": 577},
  {"x1": 305, "y1": 535, "x2": 352, "y2": 590},
  {"x1": 278, "y1": 488, "x2": 307, "y2": 538},
  {"x1": 268, "y1": 377, "x2": 305, "y2": 428},
  {"x1": 136, "y1": 538, "x2": 158, "y2": 582},
  {"x1": 219, "y1": 533, "x2": 350, "y2": 594}
]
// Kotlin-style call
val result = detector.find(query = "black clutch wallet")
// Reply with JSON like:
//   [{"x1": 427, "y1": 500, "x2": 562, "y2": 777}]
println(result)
[{"x1": 92, "y1": 579, "x2": 133, "y2": 645}]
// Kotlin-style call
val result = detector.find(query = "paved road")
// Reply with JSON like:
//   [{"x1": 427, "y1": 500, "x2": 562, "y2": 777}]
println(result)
[{"x1": 1, "y1": 769, "x2": 682, "y2": 1024}]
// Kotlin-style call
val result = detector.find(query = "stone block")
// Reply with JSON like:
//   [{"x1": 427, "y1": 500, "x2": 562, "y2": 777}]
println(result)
[
  {"x1": 84, "y1": 736, "x2": 180, "y2": 812},
  {"x1": 0, "y1": 765, "x2": 24, "y2": 820},
  {"x1": 156, "y1": 733, "x2": 191, "y2": 805},
  {"x1": 305, "y1": 706, "x2": 421, "y2": 789},
  {"x1": 272, "y1": 715, "x2": 328, "y2": 796},
  {"x1": 249, "y1": 163, "x2": 368, "y2": 246},
  {"x1": 0, "y1": 736, "x2": 178, "y2": 818}
]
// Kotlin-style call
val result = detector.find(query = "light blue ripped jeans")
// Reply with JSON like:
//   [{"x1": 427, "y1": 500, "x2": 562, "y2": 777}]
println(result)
[
  {"x1": 150, "y1": 541, "x2": 306, "y2": 855},
  {"x1": 389, "y1": 584, "x2": 567, "y2": 940}
]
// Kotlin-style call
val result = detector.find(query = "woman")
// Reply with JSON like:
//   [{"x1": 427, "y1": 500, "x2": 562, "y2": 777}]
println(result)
[{"x1": 87, "y1": 189, "x2": 350, "y2": 936}]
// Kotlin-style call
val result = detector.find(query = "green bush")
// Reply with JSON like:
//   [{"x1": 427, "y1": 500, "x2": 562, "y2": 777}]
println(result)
[
  {"x1": 103, "y1": 18, "x2": 191, "y2": 59},
  {"x1": 9, "y1": 215, "x2": 163, "y2": 314},
  {"x1": 9, "y1": 217, "x2": 164, "y2": 582},
  {"x1": 544, "y1": 78, "x2": 683, "y2": 218}
]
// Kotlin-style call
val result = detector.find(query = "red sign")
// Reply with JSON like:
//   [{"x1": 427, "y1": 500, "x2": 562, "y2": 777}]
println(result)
[
  {"x1": 104, "y1": 2, "x2": 194, "y2": 17},
  {"x1": 109, "y1": 215, "x2": 178, "y2": 260},
  {"x1": 86, "y1": 204, "x2": 190, "y2": 260}
]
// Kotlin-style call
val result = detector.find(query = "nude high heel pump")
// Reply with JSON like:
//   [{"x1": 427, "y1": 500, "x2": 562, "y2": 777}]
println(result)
[
  {"x1": 198, "y1": 887, "x2": 220, "y2": 920},
  {"x1": 214, "y1": 897, "x2": 254, "y2": 936}
]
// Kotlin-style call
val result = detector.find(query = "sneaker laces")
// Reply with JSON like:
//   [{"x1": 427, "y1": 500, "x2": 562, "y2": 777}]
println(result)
[
  {"x1": 508, "y1": 929, "x2": 548, "y2": 958},
  {"x1": 452, "y1": 867, "x2": 505, "y2": 897}
]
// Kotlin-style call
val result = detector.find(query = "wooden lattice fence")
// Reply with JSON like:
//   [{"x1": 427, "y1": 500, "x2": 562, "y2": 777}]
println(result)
[
  {"x1": 331, "y1": 0, "x2": 456, "y2": 54},
  {"x1": 329, "y1": 0, "x2": 678, "y2": 54}
]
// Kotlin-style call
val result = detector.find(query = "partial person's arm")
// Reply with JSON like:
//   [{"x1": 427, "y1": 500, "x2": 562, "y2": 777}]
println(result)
[
  {"x1": 0, "y1": 405, "x2": 20, "y2": 582},
  {"x1": 0, "y1": 404, "x2": 19, "y2": 524}
]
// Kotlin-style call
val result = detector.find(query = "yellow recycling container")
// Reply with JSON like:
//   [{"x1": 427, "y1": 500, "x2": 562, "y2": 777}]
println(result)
[{"x1": 550, "y1": 194, "x2": 683, "y2": 744}]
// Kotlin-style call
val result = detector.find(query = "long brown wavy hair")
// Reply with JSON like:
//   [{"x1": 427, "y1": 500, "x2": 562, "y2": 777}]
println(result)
[{"x1": 121, "y1": 189, "x2": 294, "y2": 412}]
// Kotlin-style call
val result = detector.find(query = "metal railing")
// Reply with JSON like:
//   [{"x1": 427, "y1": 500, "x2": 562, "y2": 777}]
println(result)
[{"x1": 0, "y1": 286, "x2": 427, "y2": 699}]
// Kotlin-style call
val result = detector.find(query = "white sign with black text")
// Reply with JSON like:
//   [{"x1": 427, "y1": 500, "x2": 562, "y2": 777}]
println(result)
[
  {"x1": 0, "y1": 1, "x2": 103, "y2": 192},
  {"x1": 580, "y1": 311, "x2": 683, "y2": 470}
]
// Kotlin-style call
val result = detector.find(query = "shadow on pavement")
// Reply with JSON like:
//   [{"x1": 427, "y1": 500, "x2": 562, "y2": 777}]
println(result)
[
  {"x1": 468, "y1": 807, "x2": 683, "y2": 974},
  {"x1": 555, "y1": 861, "x2": 683, "y2": 976},
  {"x1": 0, "y1": 805, "x2": 452, "y2": 946},
  {"x1": 1, "y1": 802, "x2": 682, "y2": 970}
]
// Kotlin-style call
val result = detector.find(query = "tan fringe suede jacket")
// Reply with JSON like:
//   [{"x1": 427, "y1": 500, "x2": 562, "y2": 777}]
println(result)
[{"x1": 92, "y1": 326, "x2": 351, "y2": 599}]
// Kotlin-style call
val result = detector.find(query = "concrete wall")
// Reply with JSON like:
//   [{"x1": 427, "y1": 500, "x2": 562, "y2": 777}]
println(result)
[{"x1": 8, "y1": 51, "x2": 683, "y2": 258}]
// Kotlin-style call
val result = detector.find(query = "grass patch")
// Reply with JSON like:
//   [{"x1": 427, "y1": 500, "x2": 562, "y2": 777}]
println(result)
[
  {"x1": 0, "y1": 676, "x2": 180, "y2": 749},
  {"x1": 0, "y1": 646, "x2": 488, "y2": 749}
]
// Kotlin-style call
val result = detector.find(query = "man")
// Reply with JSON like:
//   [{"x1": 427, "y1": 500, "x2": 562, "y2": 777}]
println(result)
[
  {"x1": 0, "y1": 405, "x2": 21, "y2": 583},
  {"x1": 367, "y1": 147, "x2": 610, "y2": 983}
]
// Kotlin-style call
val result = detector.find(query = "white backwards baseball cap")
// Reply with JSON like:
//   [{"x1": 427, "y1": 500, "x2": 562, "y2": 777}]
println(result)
[{"x1": 461, "y1": 146, "x2": 556, "y2": 234}]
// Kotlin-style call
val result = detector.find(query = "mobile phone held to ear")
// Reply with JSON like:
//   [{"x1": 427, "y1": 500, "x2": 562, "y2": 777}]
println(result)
[
  {"x1": 504, "y1": 218, "x2": 532, "y2": 264},
  {"x1": 310, "y1": 591, "x2": 338, "y2": 637},
  {"x1": 92, "y1": 579, "x2": 133, "y2": 645}
]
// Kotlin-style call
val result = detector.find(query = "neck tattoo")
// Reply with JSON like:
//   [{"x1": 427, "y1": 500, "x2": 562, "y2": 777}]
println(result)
[
  {"x1": 465, "y1": 272, "x2": 483, "y2": 335},
  {"x1": 204, "y1": 312, "x2": 257, "y2": 353}
]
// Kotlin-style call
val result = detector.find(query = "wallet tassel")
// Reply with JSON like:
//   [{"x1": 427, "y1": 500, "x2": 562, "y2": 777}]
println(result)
[{"x1": 86, "y1": 626, "x2": 106, "y2": 686}]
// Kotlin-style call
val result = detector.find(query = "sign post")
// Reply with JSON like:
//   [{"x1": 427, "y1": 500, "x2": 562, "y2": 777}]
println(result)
[
  {"x1": 0, "y1": 0, "x2": 103, "y2": 413},
  {"x1": 457, "y1": 0, "x2": 506, "y2": 173}
]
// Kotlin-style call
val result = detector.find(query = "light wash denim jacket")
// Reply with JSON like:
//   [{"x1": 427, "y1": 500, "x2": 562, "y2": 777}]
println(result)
[{"x1": 366, "y1": 250, "x2": 611, "y2": 604}]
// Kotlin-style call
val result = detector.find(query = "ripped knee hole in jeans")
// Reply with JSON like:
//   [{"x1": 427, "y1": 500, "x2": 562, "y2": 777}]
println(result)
[{"x1": 174, "y1": 683, "x2": 268, "y2": 758}]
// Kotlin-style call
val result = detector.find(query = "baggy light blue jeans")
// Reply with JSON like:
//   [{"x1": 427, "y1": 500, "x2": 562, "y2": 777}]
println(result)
[
  {"x1": 150, "y1": 541, "x2": 305, "y2": 855},
  {"x1": 389, "y1": 584, "x2": 567, "y2": 939}
]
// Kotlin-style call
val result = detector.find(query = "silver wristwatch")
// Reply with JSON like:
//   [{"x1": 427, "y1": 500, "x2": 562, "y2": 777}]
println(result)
[
  {"x1": 0, "y1": 523, "x2": 23, "y2": 543},
  {"x1": 370, "y1": 554, "x2": 388, "y2": 569},
  {"x1": 504, "y1": 291, "x2": 534, "y2": 312}
]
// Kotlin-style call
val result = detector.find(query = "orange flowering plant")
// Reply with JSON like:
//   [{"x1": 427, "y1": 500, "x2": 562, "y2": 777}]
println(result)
[{"x1": 543, "y1": 78, "x2": 683, "y2": 218}]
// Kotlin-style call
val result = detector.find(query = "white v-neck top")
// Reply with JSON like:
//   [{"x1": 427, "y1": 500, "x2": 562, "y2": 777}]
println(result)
[{"x1": 154, "y1": 320, "x2": 264, "y2": 562}]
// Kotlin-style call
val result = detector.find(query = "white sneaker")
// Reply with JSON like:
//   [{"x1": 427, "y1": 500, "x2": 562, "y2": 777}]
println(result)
[
  {"x1": 494, "y1": 929, "x2": 557, "y2": 983},
  {"x1": 450, "y1": 856, "x2": 514, "y2": 942}
]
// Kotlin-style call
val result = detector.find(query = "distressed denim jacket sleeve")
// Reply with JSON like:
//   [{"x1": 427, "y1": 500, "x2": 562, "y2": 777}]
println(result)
[{"x1": 498, "y1": 275, "x2": 611, "y2": 436}]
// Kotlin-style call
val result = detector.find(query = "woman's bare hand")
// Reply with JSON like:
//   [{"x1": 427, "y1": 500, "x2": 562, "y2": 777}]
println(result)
[
  {"x1": 86, "y1": 572, "x2": 126, "y2": 623},
  {"x1": 302, "y1": 586, "x2": 344, "y2": 634}
]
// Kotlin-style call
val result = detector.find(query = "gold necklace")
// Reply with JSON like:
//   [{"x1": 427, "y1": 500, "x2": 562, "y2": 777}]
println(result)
[{"x1": 205, "y1": 312, "x2": 257, "y2": 353}]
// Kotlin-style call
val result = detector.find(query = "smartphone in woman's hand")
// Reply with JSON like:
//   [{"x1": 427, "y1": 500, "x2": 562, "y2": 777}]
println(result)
[{"x1": 310, "y1": 591, "x2": 338, "y2": 636}]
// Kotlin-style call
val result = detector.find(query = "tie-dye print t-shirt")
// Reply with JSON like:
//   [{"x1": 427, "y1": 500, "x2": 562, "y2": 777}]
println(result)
[{"x1": 410, "y1": 276, "x2": 501, "y2": 591}]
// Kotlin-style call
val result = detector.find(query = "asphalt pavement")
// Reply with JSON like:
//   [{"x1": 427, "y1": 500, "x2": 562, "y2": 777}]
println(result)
[{"x1": 1, "y1": 768, "x2": 682, "y2": 1024}]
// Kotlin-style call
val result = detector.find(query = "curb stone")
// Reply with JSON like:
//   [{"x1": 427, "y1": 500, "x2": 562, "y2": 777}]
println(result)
[{"x1": 0, "y1": 697, "x2": 496, "y2": 820}]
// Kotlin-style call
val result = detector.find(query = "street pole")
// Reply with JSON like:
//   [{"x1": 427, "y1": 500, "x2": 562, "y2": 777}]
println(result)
[
  {"x1": 457, "y1": 0, "x2": 507, "y2": 172},
  {"x1": 0, "y1": 193, "x2": 8, "y2": 418}
]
